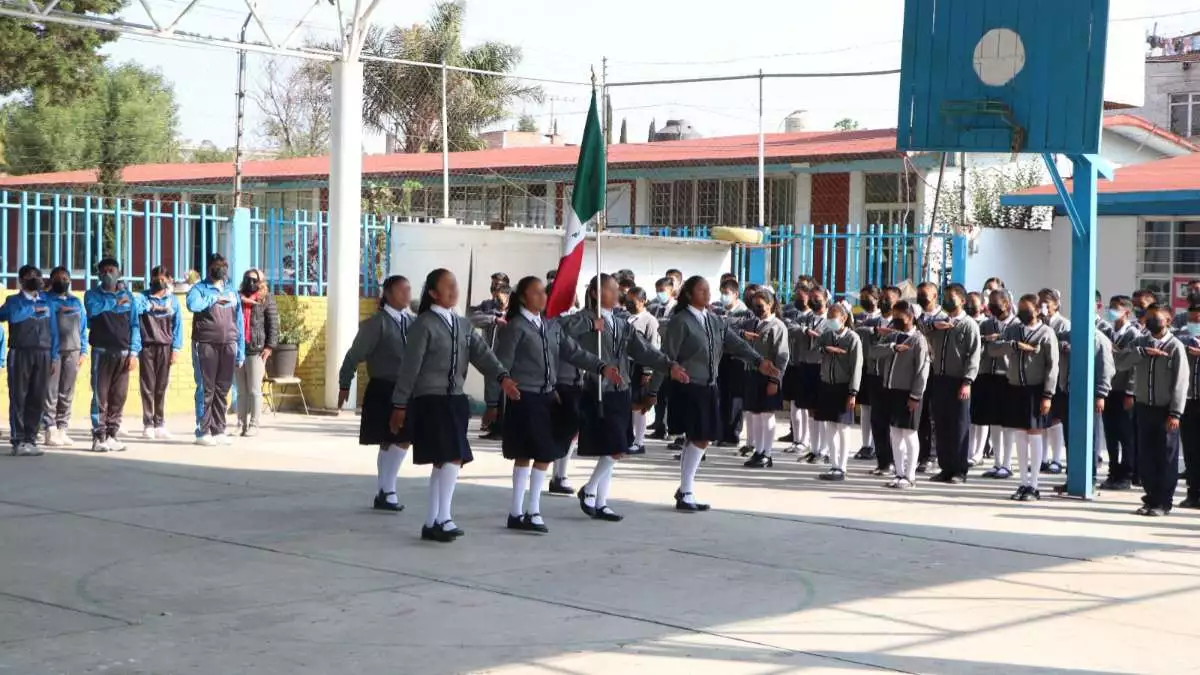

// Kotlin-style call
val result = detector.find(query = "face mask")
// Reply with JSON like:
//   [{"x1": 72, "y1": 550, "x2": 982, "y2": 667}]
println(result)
[
  {"x1": 243, "y1": 278, "x2": 260, "y2": 293},
  {"x1": 988, "y1": 302, "x2": 1004, "y2": 317},
  {"x1": 1188, "y1": 323, "x2": 1200, "y2": 337},
  {"x1": 1105, "y1": 308, "x2": 1123, "y2": 323},
  {"x1": 808, "y1": 299, "x2": 825, "y2": 312},
  {"x1": 1017, "y1": 308, "x2": 1036, "y2": 325},
  {"x1": 860, "y1": 298, "x2": 877, "y2": 312},
  {"x1": 50, "y1": 279, "x2": 69, "y2": 294},
  {"x1": 827, "y1": 318, "x2": 843, "y2": 332},
  {"x1": 941, "y1": 298, "x2": 960, "y2": 313},
  {"x1": 751, "y1": 304, "x2": 767, "y2": 319},
  {"x1": 1188, "y1": 291, "x2": 1200, "y2": 306},
  {"x1": 1039, "y1": 302, "x2": 1051, "y2": 317},
  {"x1": 210, "y1": 266, "x2": 228, "y2": 281},
  {"x1": 794, "y1": 298, "x2": 808, "y2": 310},
  {"x1": 656, "y1": 292, "x2": 669, "y2": 304},
  {"x1": 1147, "y1": 316, "x2": 1165, "y2": 335},
  {"x1": 965, "y1": 304, "x2": 980, "y2": 318},
  {"x1": 100, "y1": 272, "x2": 118, "y2": 289},
  {"x1": 916, "y1": 293, "x2": 932, "y2": 309},
  {"x1": 879, "y1": 299, "x2": 893, "y2": 314},
  {"x1": 151, "y1": 279, "x2": 171, "y2": 293},
  {"x1": 625, "y1": 300, "x2": 639, "y2": 314},
  {"x1": 891, "y1": 318, "x2": 907, "y2": 330},
  {"x1": 1134, "y1": 307, "x2": 1146, "y2": 319},
  {"x1": 721, "y1": 293, "x2": 736, "y2": 307},
  {"x1": 22, "y1": 277, "x2": 43, "y2": 293}
]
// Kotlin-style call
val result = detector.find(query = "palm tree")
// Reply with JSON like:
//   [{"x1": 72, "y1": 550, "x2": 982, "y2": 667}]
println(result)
[{"x1": 358, "y1": 1, "x2": 543, "y2": 153}]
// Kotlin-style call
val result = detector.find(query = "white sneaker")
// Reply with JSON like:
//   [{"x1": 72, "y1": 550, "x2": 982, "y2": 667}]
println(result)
[
  {"x1": 107, "y1": 436, "x2": 126, "y2": 452},
  {"x1": 143, "y1": 427, "x2": 156, "y2": 440},
  {"x1": 213, "y1": 433, "x2": 233, "y2": 446},
  {"x1": 91, "y1": 438, "x2": 110, "y2": 453},
  {"x1": 18, "y1": 443, "x2": 44, "y2": 457},
  {"x1": 155, "y1": 427, "x2": 174, "y2": 440},
  {"x1": 194, "y1": 434, "x2": 218, "y2": 447},
  {"x1": 41, "y1": 429, "x2": 55, "y2": 446},
  {"x1": 58, "y1": 431, "x2": 76, "y2": 447}
]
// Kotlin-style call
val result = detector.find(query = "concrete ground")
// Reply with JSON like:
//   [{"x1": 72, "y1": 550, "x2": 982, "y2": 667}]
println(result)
[{"x1": 1, "y1": 413, "x2": 1197, "y2": 675}]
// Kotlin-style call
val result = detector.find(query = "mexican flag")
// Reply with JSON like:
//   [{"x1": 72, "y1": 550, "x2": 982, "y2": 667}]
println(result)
[{"x1": 546, "y1": 89, "x2": 605, "y2": 318}]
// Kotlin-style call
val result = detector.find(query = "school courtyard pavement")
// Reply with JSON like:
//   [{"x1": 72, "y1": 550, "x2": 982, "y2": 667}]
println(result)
[{"x1": 1, "y1": 412, "x2": 1198, "y2": 675}]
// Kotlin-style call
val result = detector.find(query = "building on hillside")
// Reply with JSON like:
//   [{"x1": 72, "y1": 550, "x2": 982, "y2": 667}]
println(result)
[
  {"x1": 988, "y1": 151, "x2": 1200, "y2": 310},
  {"x1": 0, "y1": 116, "x2": 1192, "y2": 292}
]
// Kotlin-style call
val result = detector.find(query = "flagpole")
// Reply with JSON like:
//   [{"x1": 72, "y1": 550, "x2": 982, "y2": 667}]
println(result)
[{"x1": 596, "y1": 58, "x2": 608, "y2": 405}]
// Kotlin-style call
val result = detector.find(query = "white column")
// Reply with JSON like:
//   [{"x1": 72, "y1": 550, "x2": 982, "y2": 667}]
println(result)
[
  {"x1": 311, "y1": 187, "x2": 321, "y2": 215},
  {"x1": 634, "y1": 178, "x2": 651, "y2": 225},
  {"x1": 793, "y1": 173, "x2": 812, "y2": 225},
  {"x1": 545, "y1": 181, "x2": 558, "y2": 228},
  {"x1": 848, "y1": 171, "x2": 867, "y2": 227},
  {"x1": 325, "y1": 58, "x2": 364, "y2": 411}
]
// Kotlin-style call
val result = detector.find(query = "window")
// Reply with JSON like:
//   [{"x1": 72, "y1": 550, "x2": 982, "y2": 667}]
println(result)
[
  {"x1": 650, "y1": 182, "x2": 673, "y2": 226},
  {"x1": 746, "y1": 178, "x2": 795, "y2": 227},
  {"x1": 1169, "y1": 93, "x2": 1200, "y2": 138},
  {"x1": 721, "y1": 180, "x2": 744, "y2": 225},
  {"x1": 865, "y1": 172, "x2": 918, "y2": 204},
  {"x1": 261, "y1": 190, "x2": 301, "y2": 214},
  {"x1": 1138, "y1": 219, "x2": 1200, "y2": 292},
  {"x1": 672, "y1": 180, "x2": 694, "y2": 225},
  {"x1": 696, "y1": 180, "x2": 720, "y2": 225}
]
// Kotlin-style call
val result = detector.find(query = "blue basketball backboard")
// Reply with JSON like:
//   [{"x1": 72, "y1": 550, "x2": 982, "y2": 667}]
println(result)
[{"x1": 896, "y1": 0, "x2": 1111, "y2": 155}]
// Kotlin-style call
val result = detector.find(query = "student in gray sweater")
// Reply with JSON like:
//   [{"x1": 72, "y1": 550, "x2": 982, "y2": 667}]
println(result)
[
  {"x1": 924, "y1": 283, "x2": 982, "y2": 484},
  {"x1": 626, "y1": 287, "x2": 660, "y2": 454},
  {"x1": 988, "y1": 294, "x2": 1059, "y2": 501},
  {"x1": 979, "y1": 290, "x2": 1018, "y2": 479},
  {"x1": 740, "y1": 287, "x2": 790, "y2": 469},
  {"x1": 390, "y1": 269, "x2": 519, "y2": 544},
  {"x1": 663, "y1": 276, "x2": 778, "y2": 512},
  {"x1": 813, "y1": 303, "x2": 863, "y2": 480},
  {"x1": 1116, "y1": 304, "x2": 1190, "y2": 516},
  {"x1": 873, "y1": 300, "x2": 930, "y2": 488},
  {"x1": 492, "y1": 276, "x2": 620, "y2": 534},
  {"x1": 338, "y1": 275, "x2": 415, "y2": 513}
]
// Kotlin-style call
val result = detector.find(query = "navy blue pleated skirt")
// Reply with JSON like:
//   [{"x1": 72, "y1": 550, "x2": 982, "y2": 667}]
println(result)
[
  {"x1": 1003, "y1": 384, "x2": 1053, "y2": 431},
  {"x1": 782, "y1": 365, "x2": 805, "y2": 403},
  {"x1": 743, "y1": 371, "x2": 784, "y2": 413},
  {"x1": 552, "y1": 384, "x2": 584, "y2": 452},
  {"x1": 795, "y1": 363, "x2": 822, "y2": 410},
  {"x1": 578, "y1": 389, "x2": 634, "y2": 457},
  {"x1": 813, "y1": 381, "x2": 855, "y2": 424},
  {"x1": 502, "y1": 391, "x2": 564, "y2": 462},
  {"x1": 885, "y1": 388, "x2": 923, "y2": 430},
  {"x1": 970, "y1": 374, "x2": 1007, "y2": 426},
  {"x1": 359, "y1": 378, "x2": 412, "y2": 446},
  {"x1": 668, "y1": 382, "x2": 723, "y2": 443},
  {"x1": 858, "y1": 373, "x2": 881, "y2": 408},
  {"x1": 408, "y1": 394, "x2": 473, "y2": 466}
]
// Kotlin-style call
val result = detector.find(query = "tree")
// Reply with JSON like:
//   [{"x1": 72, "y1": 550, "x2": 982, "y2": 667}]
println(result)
[
  {"x1": 648, "y1": 118, "x2": 657, "y2": 142},
  {"x1": 934, "y1": 159, "x2": 1052, "y2": 231},
  {"x1": 619, "y1": 118, "x2": 628, "y2": 144},
  {"x1": 347, "y1": 1, "x2": 542, "y2": 153},
  {"x1": 253, "y1": 57, "x2": 331, "y2": 159},
  {"x1": 516, "y1": 113, "x2": 538, "y2": 133},
  {"x1": 0, "y1": 1, "x2": 124, "y2": 101},
  {"x1": 3, "y1": 62, "x2": 180, "y2": 179},
  {"x1": 604, "y1": 94, "x2": 613, "y2": 145},
  {"x1": 185, "y1": 141, "x2": 236, "y2": 163},
  {"x1": 833, "y1": 118, "x2": 860, "y2": 131}
]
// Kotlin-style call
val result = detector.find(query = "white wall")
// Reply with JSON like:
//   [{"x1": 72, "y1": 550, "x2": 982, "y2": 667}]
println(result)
[
  {"x1": 965, "y1": 216, "x2": 1139, "y2": 308},
  {"x1": 390, "y1": 222, "x2": 732, "y2": 400}
]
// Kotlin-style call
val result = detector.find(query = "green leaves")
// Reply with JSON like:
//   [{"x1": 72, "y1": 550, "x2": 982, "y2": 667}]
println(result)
[{"x1": 0, "y1": 0, "x2": 125, "y2": 100}]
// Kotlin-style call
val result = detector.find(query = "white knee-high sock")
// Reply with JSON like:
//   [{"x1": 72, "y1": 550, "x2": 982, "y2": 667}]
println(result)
[
  {"x1": 679, "y1": 443, "x2": 704, "y2": 500},
  {"x1": 809, "y1": 419, "x2": 823, "y2": 456},
  {"x1": 554, "y1": 443, "x2": 574, "y2": 480},
  {"x1": 1029, "y1": 434, "x2": 1045, "y2": 490},
  {"x1": 890, "y1": 427, "x2": 907, "y2": 478},
  {"x1": 1015, "y1": 430, "x2": 1031, "y2": 486},
  {"x1": 528, "y1": 468, "x2": 546, "y2": 517},
  {"x1": 1049, "y1": 424, "x2": 1066, "y2": 464},
  {"x1": 436, "y1": 463, "x2": 460, "y2": 528},
  {"x1": 901, "y1": 429, "x2": 919, "y2": 482},
  {"x1": 790, "y1": 404, "x2": 803, "y2": 443},
  {"x1": 834, "y1": 423, "x2": 850, "y2": 471},
  {"x1": 510, "y1": 465, "x2": 531, "y2": 517},
  {"x1": 595, "y1": 460, "x2": 615, "y2": 508},
  {"x1": 584, "y1": 456, "x2": 615, "y2": 507},
  {"x1": 762, "y1": 414, "x2": 777, "y2": 457},
  {"x1": 999, "y1": 427, "x2": 1014, "y2": 469},
  {"x1": 377, "y1": 445, "x2": 406, "y2": 503},
  {"x1": 745, "y1": 413, "x2": 762, "y2": 452},
  {"x1": 425, "y1": 467, "x2": 440, "y2": 528},
  {"x1": 1093, "y1": 412, "x2": 1106, "y2": 463},
  {"x1": 632, "y1": 411, "x2": 646, "y2": 446},
  {"x1": 860, "y1": 407, "x2": 873, "y2": 449},
  {"x1": 969, "y1": 425, "x2": 987, "y2": 464},
  {"x1": 800, "y1": 409, "x2": 812, "y2": 447}
]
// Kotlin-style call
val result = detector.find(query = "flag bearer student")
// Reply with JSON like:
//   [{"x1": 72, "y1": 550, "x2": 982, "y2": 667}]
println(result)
[
  {"x1": 741, "y1": 287, "x2": 790, "y2": 469},
  {"x1": 337, "y1": 275, "x2": 414, "y2": 513},
  {"x1": 1038, "y1": 288, "x2": 1072, "y2": 474},
  {"x1": 873, "y1": 301, "x2": 929, "y2": 489},
  {"x1": 1050, "y1": 316, "x2": 1115, "y2": 495},
  {"x1": 866, "y1": 285, "x2": 902, "y2": 476},
  {"x1": 714, "y1": 277, "x2": 751, "y2": 450},
  {"x1": 781, "y1": 285, "x2": 813, "y2": 454},
  {"x1": 663, "y1": 276, "x2": 778, "y2": 511},
  {"x1": 1100, "y1": 295, "x2": 1140, "y2": 490},
  {"x1": 1176, "y1": 305, "x2": 1200, "y2": 510},
  {"x1": 389, "y1": 268, "x2": 519, "y2": 543},
  {"x1": 186, "y1": 254, "x2": 245, "y2": 446},
  {"x1": 1, "y1": 265, "x2": 59, "y2": 456},
  {"x1": 792, "y1": 286, "x2": 834, "y2": 464},
  {"x1": 1116, "y1": 304, "x2": 1189, "y2": 517},
  {"x1": 491, "y1": 275, "x2": 619, "y2": 533},
  {"x1": 85, "y1": 259, "x2": 144, "y2": 453},
  {"x1": 138, "y1": 266, "x2": 184, "y2": 440},
  {"x1": 469, "y1": 280, "x2": 511, "y2": 441},
  {"x1": 853, "y1": 285, "x2": 886, "y2": 462},
  {"x1": 979, "y1": 290, "x2": 1018, "y2": 479},
  {"x1": 814, "y1": 302, "x2": 863, "y2": 481},
  {"x1": 924, "y1": 283, "x2": 981, "y2": 484},
  {"x1": 914, "y1": 282, "x2": 948, "y2": 473},
  {"x1": 989, "y1": 294, "x2": 1059, "y2": 502},
  {"x1": 573, "y1": 274, "x2": 688, "y2": 521},
  {"x1": 626, "y1": 286, "x2": 660, "y2": 454},
  {"x1": 42, "y1": 266, "x2": 87, "y2": 448}
]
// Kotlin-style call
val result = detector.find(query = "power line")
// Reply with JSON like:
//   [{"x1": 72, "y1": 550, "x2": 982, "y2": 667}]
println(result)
[{"x1": 607, "y1": 69, "x2": 901, "y2": 88}]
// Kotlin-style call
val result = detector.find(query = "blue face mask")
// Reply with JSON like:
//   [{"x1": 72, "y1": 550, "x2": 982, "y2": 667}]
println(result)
[
  {"x1": 827, "y1": 318, "x2": 843, "y2": 332},
  {"x1": 656, "y1": 292, "x2": 670, "y2": 304},
  {"x1": 1188, "y1": 323, "x2": 1200, "y2": 336},
  {"x1": 1105, "y1": 308, "x2": 1123, "y2": 323}
]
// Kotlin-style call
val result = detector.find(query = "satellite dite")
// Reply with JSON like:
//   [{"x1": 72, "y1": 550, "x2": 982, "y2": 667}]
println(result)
[{"x1": 894, "y1": 0, "x2": 1145, "y2": 499}]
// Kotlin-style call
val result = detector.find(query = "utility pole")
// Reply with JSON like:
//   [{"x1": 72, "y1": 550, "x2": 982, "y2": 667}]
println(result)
[{"x1": 233, "y1": 12, "x2": 252, "y2": 207}]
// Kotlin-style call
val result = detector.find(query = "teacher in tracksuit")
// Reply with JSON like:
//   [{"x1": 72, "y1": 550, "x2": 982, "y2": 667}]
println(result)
[
  {"x1": 0, "y1": 265, "x2": 60, "y2": 457},
  {"x1": 186, "y1": 254, "x2": 246, "y2": 446},
  {"x1": 85, "y1": 258, "x2": 143, "y2": 454}
]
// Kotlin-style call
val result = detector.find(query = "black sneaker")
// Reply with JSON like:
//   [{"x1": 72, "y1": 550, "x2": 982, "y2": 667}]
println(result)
[
  {"x1": 916, "y1": 463, "x2": 929, "y2": 474},
  {"x1": 738, "y1": 445, "x2": 754, "y2": 457},
  {"x1": 803, "y1": 451, "x2": 819, "y2": 464},
  {"x1": 1010, "y1": 485, "x2": 1029, "y2": 501},
  {"x1": 778, "y1": 432, "x2": 795, "y2": 443},
  {"x1": 1177, "y1": 497, "x2": 1200, "y2": 509},
  {"x1": 373, "y1": 491, "x2": 404, "y2": 512}
]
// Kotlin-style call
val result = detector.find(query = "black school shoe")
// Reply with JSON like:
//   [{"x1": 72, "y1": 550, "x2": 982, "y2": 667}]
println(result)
[
  {"x1": 743, "y1": 452, "x2": 773, "y2": 468},
  {"x1": 627, "y1": 445, "x2": 647, "y2": 455},
  {"x1": 548, "y1": 477, "x2": 575, "y2": 495},
  {"x1": 578, "y1": 490, "x2": 597, "y2": 517},
  {"x1": 674, "y1": 491, "x2": 710, "y2": 512},
  {"x1": 421, "y1": 524, "x2": 456, "y2": 543},
  {"x1": 853, "y1": 447, "x2": 875, "y2": 460},
  {"x1": 508, "y1": 514, "x2": 549, "y2": 533},
  {"x1": 916, "y1": 462, "x2": 928, "y2": 474},
  {"x1": 778, "y1": 431, "x2": 795, "y2": 443},
  {"x1": 667, "y1": 436, "x2": 686, "y2": 451},
  {"x1": 593, "y1": 506, "x2": 623, "y2": 522},
  {"x1": 373, "y1": 491, "x2": 404, "y2": 512},
  {"x1": 738, "y1": 445, "x2": 754, "y2": 457},
  {"x1": 649, "y1": 428, "x2": 667, "y2": 440},
  {"x1": 928, "y1": 471, "x2": 953, "y2": 483},
  {"x1": 1177, "y1": 497, "x2": 1200, "y2": 509}
]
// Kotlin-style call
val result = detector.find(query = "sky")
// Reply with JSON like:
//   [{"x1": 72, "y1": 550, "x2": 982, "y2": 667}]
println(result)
[{"x1": 100, "y1": 0, "x2": 1200, "y2": 153}]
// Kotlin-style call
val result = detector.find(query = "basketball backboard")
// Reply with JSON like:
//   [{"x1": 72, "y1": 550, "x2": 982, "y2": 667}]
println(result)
[{"x1": 896, "y1": 0, "x2": 1114, "y2": 155}]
